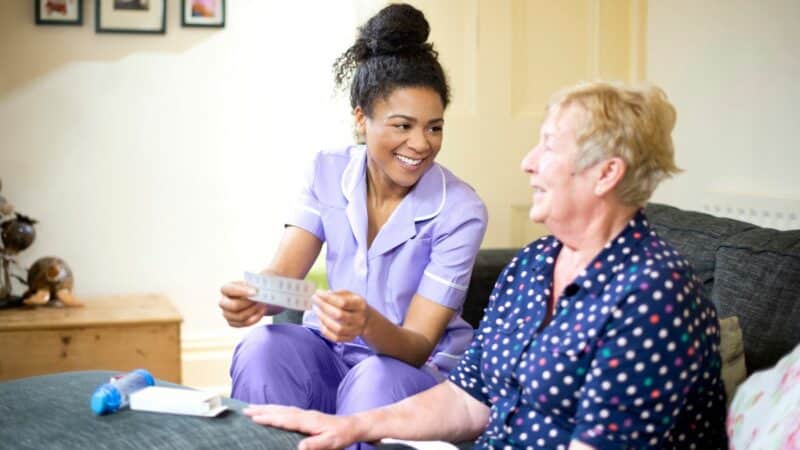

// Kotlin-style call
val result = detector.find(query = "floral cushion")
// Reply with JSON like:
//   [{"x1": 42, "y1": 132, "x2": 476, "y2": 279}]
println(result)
[{"x1": 727, "y1": 342, "x2": 800, "y2": 449}]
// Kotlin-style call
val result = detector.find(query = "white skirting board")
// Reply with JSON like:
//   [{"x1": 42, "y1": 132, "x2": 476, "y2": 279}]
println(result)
[{"x1": 180, "y1": 329, "x2": 247, "y2": 396}]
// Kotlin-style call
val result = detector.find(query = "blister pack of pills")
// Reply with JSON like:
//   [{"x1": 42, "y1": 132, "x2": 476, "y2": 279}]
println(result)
[{"x1": 244, "y1": 271, "x2": 315, "y2": 311}]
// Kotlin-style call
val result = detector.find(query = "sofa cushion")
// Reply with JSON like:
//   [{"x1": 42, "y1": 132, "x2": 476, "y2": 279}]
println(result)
[
  {"x1": 644, "y1": 203, "x2": 755, "y2": 298},
  {"x1": 711, "y1": 227, "x2": 800, "y2": 373},
  {"x1": 720, "y1": 316, "x2": 747, "y2": 403}
]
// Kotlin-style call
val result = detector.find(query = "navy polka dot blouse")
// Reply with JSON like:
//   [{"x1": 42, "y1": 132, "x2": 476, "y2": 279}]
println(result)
[{"x1": 449, "y1": 211, "x2": 728, "y2": 449}]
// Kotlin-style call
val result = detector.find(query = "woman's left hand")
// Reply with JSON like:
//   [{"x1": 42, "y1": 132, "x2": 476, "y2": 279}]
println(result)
[
  {"x1": 313, "y1": 290, "x2": 372, "y2": 343},
  {"x1": 244, "y1": 404, "x2": 360, "y2": 450}
]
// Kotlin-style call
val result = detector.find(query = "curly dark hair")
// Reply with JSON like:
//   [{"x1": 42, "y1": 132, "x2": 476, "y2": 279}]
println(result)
[{"x1": 333, "y1": 3, "x2": 450, "y2": 117}]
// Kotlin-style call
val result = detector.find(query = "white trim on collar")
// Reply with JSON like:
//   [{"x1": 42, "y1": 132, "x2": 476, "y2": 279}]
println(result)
[
  {"x1": 339, "y1": 145, "x2": 447, "y2": 222},
  {"x1": 414, "y1": 166, "x2": 446, "y2": 222},
  {"x1": 340, "y1": 146, "x2": 366, "y2": 204}
]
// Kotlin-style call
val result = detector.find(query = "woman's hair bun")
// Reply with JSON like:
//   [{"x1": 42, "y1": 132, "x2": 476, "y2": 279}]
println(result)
[
  {"x1": 333, "y1": 3, "x2": 449, "y2": 113},
  {"x1": 357, "y1": 3, "x2": 431, "y2": 59}
]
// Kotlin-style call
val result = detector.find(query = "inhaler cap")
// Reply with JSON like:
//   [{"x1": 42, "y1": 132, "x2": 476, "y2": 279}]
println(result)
[{"x1": 90, "y1": 384, "x2": 121, "y2": 415}]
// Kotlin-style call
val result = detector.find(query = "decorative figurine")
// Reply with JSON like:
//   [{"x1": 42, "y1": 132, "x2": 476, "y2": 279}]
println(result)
[
  {"x1": 1, "y1": 213, "x2": 37, "y2": 254},
  {"x1": 22, "y1": 256, "x2": 82, "y2": 307},
  {"x1": 0, "y1": 181, "x2": 13, "y2": 217},
  {"x1": 0, "y1": 179, "x2": 80, "y2": 308},
  {"x1": 0, "y1": 179, "x2": 21, "y2": 305}
]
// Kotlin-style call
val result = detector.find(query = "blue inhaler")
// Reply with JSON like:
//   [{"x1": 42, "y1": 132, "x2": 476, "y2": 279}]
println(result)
[{"x1": 90, "y1": 369, "x2": 155, "y2": 415}]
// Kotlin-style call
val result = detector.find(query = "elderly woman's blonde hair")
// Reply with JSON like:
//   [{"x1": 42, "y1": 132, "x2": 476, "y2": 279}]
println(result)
[{"x1": 548, "y1": 81, "x2": 681, "y2": 207}]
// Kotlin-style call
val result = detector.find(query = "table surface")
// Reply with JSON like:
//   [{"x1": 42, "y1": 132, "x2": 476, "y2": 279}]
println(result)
[{"x1": 0, "y1": 293, "x2": 182, "y2": 331}]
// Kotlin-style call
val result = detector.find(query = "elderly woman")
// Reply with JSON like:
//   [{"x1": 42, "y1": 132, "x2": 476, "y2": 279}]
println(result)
[{"x1": 244, "y1": 81, "x2": 729, "y2": 450}]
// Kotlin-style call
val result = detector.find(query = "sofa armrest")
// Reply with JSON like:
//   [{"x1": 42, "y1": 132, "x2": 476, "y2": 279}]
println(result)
[{"x1": 462, "y1": 249, "x2": 517, "y2": 328}]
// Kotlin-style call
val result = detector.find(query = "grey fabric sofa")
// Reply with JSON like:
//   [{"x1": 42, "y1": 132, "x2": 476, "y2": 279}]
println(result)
[{"x1": 2, "y1": 202, "x2": 798, "y2": 449}]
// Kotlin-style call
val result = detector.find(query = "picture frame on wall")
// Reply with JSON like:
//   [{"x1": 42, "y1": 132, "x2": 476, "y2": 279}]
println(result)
[
  {"x1": 36, "y1": 0, "x2": 83, "y2": 26},
  {"x1": 181, "y1": 0, "x2": 225, "y2": 28},
  {"x1": 96, "y1": 0, "x2": 166, "y2": 34}
]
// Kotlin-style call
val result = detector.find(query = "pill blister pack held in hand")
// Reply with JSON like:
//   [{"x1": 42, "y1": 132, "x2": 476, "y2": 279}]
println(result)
[{"x1": 244, "y1": 271, "x2": 315, "y2": 311}]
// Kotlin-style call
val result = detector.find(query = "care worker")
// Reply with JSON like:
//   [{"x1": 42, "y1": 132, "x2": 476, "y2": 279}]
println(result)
[{"x1": 218, "y1": 2, "x2": 487, "y2": 423}]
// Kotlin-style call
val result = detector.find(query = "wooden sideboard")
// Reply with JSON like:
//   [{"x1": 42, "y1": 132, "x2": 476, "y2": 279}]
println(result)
[{"x1": 0, "y1": 294, "x2": 182, "y2": 383}]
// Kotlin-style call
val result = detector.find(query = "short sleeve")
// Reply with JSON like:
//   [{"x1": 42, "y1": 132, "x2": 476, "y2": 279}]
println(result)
[
  {"x1": 416, "y1": 199, "x2": 488, "y2": 310},
  {"x1": 571, "y1": 272, "x2": 721, "y2": 448},
  {"x1": 286, "y1": 153, "x2": 325, "y2": 241},
  {"x1": 448, "y1": 338, "x2": 489, "y2": 405}
]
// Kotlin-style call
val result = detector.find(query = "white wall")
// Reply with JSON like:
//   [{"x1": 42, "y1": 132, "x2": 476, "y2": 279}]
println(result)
[
  {"x1": 0, "y1": 1, "x2": 359, "y2": 363},
  {"x1": 647, "y1": 0, "x2": 800, "y2": 228}
]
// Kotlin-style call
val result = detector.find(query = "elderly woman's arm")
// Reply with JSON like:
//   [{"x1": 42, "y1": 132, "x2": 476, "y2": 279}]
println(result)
[{"x1": 245, "y1": 380, "x2": 490, "y2": 450}]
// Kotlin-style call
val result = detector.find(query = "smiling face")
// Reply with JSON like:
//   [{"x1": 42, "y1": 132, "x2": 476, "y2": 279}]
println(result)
[
  {"x1": 521, "y1": 104, "x2": 599, "y2": 228},
  {"x1": 356, "y1": 87, "x2": 445, "y2": 196}
]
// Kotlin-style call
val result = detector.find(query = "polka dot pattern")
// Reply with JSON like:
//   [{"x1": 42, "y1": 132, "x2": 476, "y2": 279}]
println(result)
[{"x1": 450, "y1": 211, "x2": 728, "y2": 449}]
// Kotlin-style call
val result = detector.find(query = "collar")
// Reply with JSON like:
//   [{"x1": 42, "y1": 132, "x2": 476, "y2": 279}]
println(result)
[
  {"x1": 340, "y1": 145, "x2": 447, "y2": 258},
  {"x1": 561, "y1": 209, "x2": 652, "y2": 300}
]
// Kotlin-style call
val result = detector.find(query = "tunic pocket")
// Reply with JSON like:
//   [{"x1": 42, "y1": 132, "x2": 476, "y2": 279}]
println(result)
[
  {"x1": 320, "y1": 208, "x2": 349, "y2": 258},
  {"x1": 385, "y1": 237, "x2": 432, "y2": 323}
]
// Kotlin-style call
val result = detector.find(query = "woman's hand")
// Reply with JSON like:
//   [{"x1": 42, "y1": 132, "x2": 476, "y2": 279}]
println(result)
[
  {"x1": 218, "y1": 281, "x2": 273, "y2": 327},
  {"x1": 244, "y1": 405, "x2": 361, "y2": 450},
  {"x1": 219, "y1": 226, "x2": 322, "y2": 328},
  {"x1": 313, "y1": 290, "x2": 372, "y2": 342}
]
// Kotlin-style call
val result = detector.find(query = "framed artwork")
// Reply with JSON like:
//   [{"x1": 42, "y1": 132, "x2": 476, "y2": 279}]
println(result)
[
  {"x1": 35, "y1": 0, "x2": 83, "y2": 26},
  {"x1": 182, "y1": 0, "x2": 225, "y2": 28},
  {"x1": 95, "y1": 0, "x2": 166, "y2": 34}
]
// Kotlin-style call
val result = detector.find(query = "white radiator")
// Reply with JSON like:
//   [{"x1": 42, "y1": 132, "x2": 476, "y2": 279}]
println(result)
[{"x1": 702, "y1": 192, "x2": 800, "y2": 231}]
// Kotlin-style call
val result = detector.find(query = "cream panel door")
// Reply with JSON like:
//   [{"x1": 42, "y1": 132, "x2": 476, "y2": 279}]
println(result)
[{"x1": 359, "y1": 1, "x2": 646, "y2": 247}]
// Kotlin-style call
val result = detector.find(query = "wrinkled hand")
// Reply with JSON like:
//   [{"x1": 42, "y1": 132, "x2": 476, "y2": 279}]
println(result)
[
  {"x1": 218, "y1": 281, "x2": 268, "y2": 327},
  {"x1": 244, "y1": 404, "x2": 360, "y2": 450},
  {"x1": 313, "y1": 290, "x2": 372, "y2": 343}
]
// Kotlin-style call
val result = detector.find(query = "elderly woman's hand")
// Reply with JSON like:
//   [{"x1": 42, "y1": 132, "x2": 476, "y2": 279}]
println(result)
[
  {"x1": 244, "y1": 404, "x2": 361, "y2": 450},
  {"x1": 313, "y1": 290, "x2": 373, "y2": 343}
]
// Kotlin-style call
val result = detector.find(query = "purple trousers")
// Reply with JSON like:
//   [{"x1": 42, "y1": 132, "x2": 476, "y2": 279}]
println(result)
[{"x1": 230, "y1": 324, "x2": 438, "y2": 447}]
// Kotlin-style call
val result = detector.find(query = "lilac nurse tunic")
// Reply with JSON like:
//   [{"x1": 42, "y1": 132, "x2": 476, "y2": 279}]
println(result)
[{"x1": 291, "y1": 145, "x2": 487, "y2": 377}]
